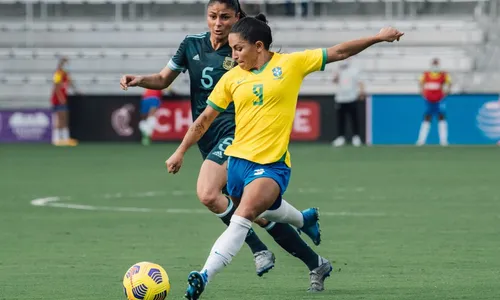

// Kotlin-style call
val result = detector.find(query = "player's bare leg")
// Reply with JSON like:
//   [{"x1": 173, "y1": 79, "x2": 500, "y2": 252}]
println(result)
[
  {"x1": 197, "y1": 159, "x2": 274, "y2": 276},
  {"x1": 51, "y1": 112, "x2": 62, "y2": 146},
  {"x1": 60, "y1": 110, "x2": 77, "y2": 146}
]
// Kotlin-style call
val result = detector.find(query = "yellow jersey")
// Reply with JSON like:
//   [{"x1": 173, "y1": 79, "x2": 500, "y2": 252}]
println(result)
[{"x1": 207, "y1": 48, "x2": 327, "y2": 167}]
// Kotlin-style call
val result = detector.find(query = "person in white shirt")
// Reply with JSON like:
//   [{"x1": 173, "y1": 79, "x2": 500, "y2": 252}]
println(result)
[{"x1": 331, "y1": 60, "x2": 365, "y2": 147}]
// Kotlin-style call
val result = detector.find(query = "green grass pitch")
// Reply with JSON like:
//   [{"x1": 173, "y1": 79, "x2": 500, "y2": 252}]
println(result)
[{"x1": 1, "y1": 143, "x2": 499, "y2": 299}]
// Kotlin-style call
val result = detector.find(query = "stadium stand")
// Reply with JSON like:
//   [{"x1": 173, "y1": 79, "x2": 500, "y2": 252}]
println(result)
[{"x1": 0, "y1": 0, "x2": 497, "y2": 107}]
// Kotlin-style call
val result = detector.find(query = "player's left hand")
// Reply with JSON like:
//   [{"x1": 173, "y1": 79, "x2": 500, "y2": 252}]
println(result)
[
  {"x1": 166, "y1": 151, "x2": 184, "y2": 174},
  {"x1": 377, "y1": 27, "x2": 404, "y2": 42}
]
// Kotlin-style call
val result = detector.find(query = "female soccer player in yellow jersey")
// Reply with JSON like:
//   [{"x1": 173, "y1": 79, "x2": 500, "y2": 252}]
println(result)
[
  {"x1": 123, "y1": 0, "x2": 338, "y2": 283},
  {"x1": 166, "y1": 13, "x2": 403, "y2": 300}
]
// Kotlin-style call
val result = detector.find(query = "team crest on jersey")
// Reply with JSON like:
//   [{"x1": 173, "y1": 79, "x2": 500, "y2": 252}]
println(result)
[
  {"x1": 272, "y1": 67, "x2": 283, "y2": 79},
  {"x1": 223, "y1": 57, "x2": 236, "y2": 70}
]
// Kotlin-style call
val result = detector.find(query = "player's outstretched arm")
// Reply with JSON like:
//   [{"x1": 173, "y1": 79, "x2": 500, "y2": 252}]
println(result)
[
  {"x1": 326, "y1": 27, "x2": 404, "y2": 64},
  {"x1": 120, "y1": 65, "x2": 180, "y2": 91},
  {"x1": 165, "y1": 106, "x2": 220, "y2": 174}
]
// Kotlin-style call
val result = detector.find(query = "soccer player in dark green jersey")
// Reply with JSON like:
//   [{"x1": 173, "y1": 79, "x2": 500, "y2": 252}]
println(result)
[{"x1": 120, "y1": 0, "x2": 332, "y2": 290}]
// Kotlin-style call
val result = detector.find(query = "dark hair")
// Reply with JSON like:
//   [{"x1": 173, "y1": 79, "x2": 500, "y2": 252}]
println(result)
[
  {"x1": 230, "y1": 13, "x2": 272, "y2": 50},
  {"x1": 207, "y1": 0, "x2": 247, "y2": 18}
]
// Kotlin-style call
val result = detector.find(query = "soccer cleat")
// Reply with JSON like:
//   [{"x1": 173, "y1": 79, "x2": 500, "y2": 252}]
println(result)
[
  {"x1": 66, "y1": 138, "x2": 78, "y2": 146},
  {"x1": 52, "y1": 140, "x2": 66, "y2": 146},
  {"x1": 185, "y1": 270, "x2": 207, "y2": 300},
  {"x1": 298, "y1": 208, "x2": 321, "y2": 246},
  {"x1": 331, "y1": 136, "x2": 345, "y2": 147},
  {"x1": 308, "y1": 259, "x2": 333, "y2": 292},
  {"x1": 352, "y1": 135, "x2": 362, "y2": 147},
  {"x1": 254, "y1": 250, "x2": 276, "y2": 277}
]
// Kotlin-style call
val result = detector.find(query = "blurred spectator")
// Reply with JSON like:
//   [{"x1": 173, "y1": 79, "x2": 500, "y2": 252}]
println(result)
[
  {"x1": 331, "y1": 59, "x2": 365, "y2": 147},
  {"x1": 139, "y1": 88, "x2": 163, "y2": 146},
  {"x1": 416, "y1": 58, "x2": 451, "y2": 146},
  {"x1": 51, "y1": 57, "x2": 80, "y2": 146}
]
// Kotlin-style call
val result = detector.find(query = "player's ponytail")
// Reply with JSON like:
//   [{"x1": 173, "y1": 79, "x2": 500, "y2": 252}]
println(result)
[
  {"x1": 231, "y1": 13, "x2": 272, "y2": 50},
  {"x1": 254, "y1": 13, "x2": 267, "y2": 24}
]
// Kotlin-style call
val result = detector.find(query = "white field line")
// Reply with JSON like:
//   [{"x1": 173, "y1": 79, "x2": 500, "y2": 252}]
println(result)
[{"x1": 30, "y1": 195, "x2": 387, "y2": 217}]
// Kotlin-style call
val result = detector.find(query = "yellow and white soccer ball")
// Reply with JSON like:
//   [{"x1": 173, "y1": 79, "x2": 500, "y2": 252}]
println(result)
[{"x1": 123, "y1": 261, "x2": 171, "y2": 300}]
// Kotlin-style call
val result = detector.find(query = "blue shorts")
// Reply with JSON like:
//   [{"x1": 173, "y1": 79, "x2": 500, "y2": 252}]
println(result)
[
  {"x1": 52, "y1": 104, "x2": 68, "y2": 112},
  {"x1": 425, "y1": 101, "x2": 446, "y2": 116},
  {"x1": 227, "y1": 156, "x2": 291, "y2": 202},
  {"x1": 140, "y1": 97, "x2": 161, "y2": 115}
]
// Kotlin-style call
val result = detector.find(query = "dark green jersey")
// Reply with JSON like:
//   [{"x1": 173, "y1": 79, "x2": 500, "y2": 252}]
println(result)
[{"x1": 168, "y1": 32, "x2": 236, "y2": 157}]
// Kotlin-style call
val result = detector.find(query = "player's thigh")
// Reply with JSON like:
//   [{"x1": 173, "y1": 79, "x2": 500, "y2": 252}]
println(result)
[
  {"x1": 438, "y1": 101, "x2": 446, "y2": 119},
  {"x1": 56, "y1": 110, "x2": 67, "y2": 126},
  {"x1": 233, "y1": 159, "x2": 291, "y2": 220},
  {"x1": 236, "y1": 177, "x2": 281, "y2": 221},
  {"x1": 52, "y1": 111, "x2": 59, "y2": 128},
  {"x1": 197, "y1": 159, "x2": 227, "y2": 198},
  {"x1": 61, "y1": 109, "x2": 69, "y2": 123}
]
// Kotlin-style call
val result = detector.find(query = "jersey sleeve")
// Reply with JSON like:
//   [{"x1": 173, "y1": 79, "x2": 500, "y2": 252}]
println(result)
[
  {"x1": 206, "y1": 73, "x2": 232, "y2": 112},
  {"x1": 289, "y1": 48, "x2": 327, "y2": 76},
  {"x1": 53, "y1": 71, "x2": 62, "y2": 84},
  {"x1": 167, "y1": 37, "x2": 188, "y2": 73}
]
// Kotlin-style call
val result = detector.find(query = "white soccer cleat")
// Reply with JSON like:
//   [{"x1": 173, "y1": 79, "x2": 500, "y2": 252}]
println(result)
[
  {"x1": 352, "y1": 135, "x2": 362, "y2": 147},
  {"x1": 308, "y1": 259, "x2": 333, "y2": 292},
  {"x1": 254, "y1": 250, "x2": 275, "y2": 277},
  {"x1": 331, "y1": 136, "x2": 345, "y2": 147}
]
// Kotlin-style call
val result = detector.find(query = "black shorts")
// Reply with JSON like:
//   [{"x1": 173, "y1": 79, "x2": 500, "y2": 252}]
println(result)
[{"x1": 200, "y1": 136, "x2": 233, "y2": 165}]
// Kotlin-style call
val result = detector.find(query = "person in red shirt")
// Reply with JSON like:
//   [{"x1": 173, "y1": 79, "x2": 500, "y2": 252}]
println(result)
[
  {"x1": 416, "y1": 58, "x2": 452, "y2": 146},
  {"x1": 51, "y1": 57, "x2": 79, "y2": 146},
  {"x1": 139, "y1": 88, "x2": 163, "y2": 145}
]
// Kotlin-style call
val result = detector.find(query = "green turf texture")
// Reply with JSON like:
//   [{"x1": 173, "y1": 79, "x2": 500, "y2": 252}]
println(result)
[{"x1": 1, "y1": 144, "x2": 499, "y2": 299}]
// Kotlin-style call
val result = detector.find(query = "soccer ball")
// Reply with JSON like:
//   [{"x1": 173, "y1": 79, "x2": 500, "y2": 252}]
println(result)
[{"x1": 123, "y1": 261, "x2": 171, "y2": 300}]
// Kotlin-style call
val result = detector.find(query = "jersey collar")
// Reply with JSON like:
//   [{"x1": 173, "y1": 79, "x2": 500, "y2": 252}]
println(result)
[
  {"x1": 250, "y1": 53, "x2": 276, "y2": 75},
  {"x1": 205, "y1": 32, "x2": 231, "y2": 52}
]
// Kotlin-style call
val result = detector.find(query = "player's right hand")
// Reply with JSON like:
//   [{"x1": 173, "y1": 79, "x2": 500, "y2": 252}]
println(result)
[
  {"x1": 377, "y1": 27, "x2": 404, "y2": 42},
  {"x1": 120, "y1": 75, "x2": 142, "y2": 90},
  {"x1": 165, "y1": 151, "x2": 184, "y2": 174}
]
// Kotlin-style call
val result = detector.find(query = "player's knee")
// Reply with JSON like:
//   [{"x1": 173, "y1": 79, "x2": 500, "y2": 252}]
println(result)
[
  {"x1": 424, "y1": 115, "x2": 432, "y2": 121},
  {"x1": 235, "y1": 206, "x2": 259, "y2": 221},
  {"x1": 438, "y1": 114, "x2": 446, "y2": 120},
  {"x1": 197, "y1": 187, "x2": 221, "y2": 208}
]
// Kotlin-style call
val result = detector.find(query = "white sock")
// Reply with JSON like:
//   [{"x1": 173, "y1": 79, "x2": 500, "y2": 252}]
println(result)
[
  {"x1": 61, "y1": 127, "x2": 70, "y2": 140},
  {"x1": 139, "y1": 120, "x2": 148, "y2": 136},
  {"x1": 258, "y1": 199, "x2": 304, "y2": 228},
  {"x1": 146, "y1": 116, "x2": 157, "y2": 136},
  {"x1": 438, "y1": 120, "x2": 448, "y2": 145},
  {"x1": 201, "y1": 215, "x2": 252, "y2": 282},
  {"x1": 417, "y1": 121, "x2": 430, "y2": 145},
  {"x1": 52, "y1": 129, "x2": 60, "y2": 143}
]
